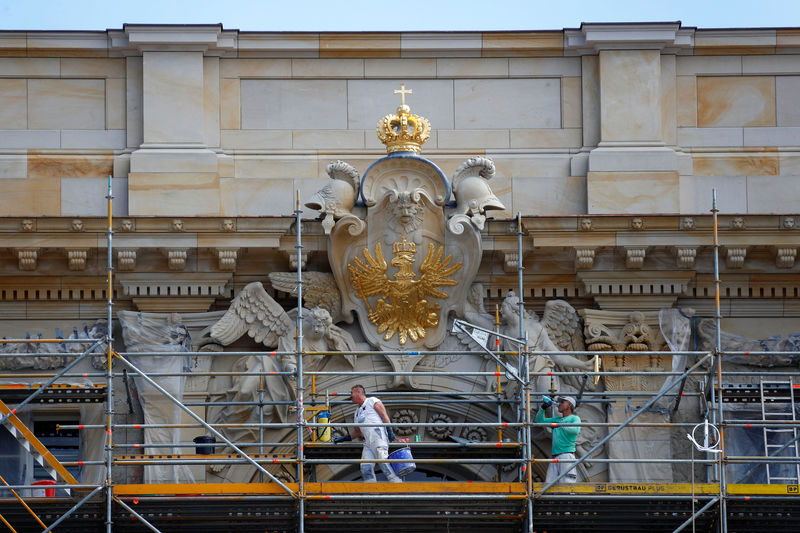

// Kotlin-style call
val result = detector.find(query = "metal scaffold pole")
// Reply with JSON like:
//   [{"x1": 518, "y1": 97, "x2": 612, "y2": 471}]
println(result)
[
  {"x1": 711, "y1": 189, "x2": 728, "y2": 533},
  {"x1": 105, "y1": 174, "x2": 114, "y2": 533},
  {"x1": 517, "y1": 213, "x2": 534, "y2": 533},
  {"x1": 295, "y1": 191, "x2": 306, "y2": 533}
]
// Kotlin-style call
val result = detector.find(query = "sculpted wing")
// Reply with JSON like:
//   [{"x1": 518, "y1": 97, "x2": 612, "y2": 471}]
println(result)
[
  {"x1": 210, "y1": 282, "x2": 293, "y2": 347},
  {"x1": 418, "y1": 243, "x2": 462, "y2": 299},
  {"x1": 541, "y1": 300, "x2": 585, "y2": 352},
  {"x1": 268, "y1": 271, "x2": 347, "y2": 323},
  {"x1": 348, "y1": 243, "x2": 389, "y2": 299}
]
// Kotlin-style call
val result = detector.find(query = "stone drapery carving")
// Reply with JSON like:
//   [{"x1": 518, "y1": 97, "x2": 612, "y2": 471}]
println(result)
[{"x1": 118, "y1": 310, "x2": 194, "y2": 484}]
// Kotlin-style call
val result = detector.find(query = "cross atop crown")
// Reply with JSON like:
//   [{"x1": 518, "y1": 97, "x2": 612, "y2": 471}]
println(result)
[{"x1": 394, "y1": 83, "x2": 412, "y2": 107}]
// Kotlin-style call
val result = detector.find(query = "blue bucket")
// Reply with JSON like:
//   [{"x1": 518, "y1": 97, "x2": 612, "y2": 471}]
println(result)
[{"x1": 388, "y1": 446, "x2": 415, "y2": 477}]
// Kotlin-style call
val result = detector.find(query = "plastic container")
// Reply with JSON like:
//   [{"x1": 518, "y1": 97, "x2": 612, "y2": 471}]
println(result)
[
  {"x1": 317, "y1": 409, "x2": 331, "y2": 442},
  {"x1": 32, "y1": 480, "x2": 56, "y2": 497},
  {"x1": 388, "y1": 446, "x2": 415, "y2": 477},
  {"x1": 193, "y1": 435, "x2": 216, "y2": 455}
]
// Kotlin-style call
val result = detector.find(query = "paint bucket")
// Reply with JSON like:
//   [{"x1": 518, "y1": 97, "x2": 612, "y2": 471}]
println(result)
[
  {"x1": 193, "y1": 435, "x2": 216, "y2": 455},
  {"x1": 388, "y1": 446, "x2": 415, "y2": 477},
  {"x1": 32, "y1": 480, "x2": 56, "y2": 497}
]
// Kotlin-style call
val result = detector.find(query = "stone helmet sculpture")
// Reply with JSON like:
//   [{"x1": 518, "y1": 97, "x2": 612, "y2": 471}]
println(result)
[
  {"x1": 306, "y1": 160, "x2": 360, "y2": 234},
  {"x1": 451, "y1": 156, "x2": 505, "y2": 229}
]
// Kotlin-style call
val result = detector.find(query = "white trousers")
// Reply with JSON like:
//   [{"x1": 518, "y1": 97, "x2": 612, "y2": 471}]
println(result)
[
  {"x1": 545, "y1": 452, "x2": 578, "y2": 484},
  {"x1": 360, "y1": 426, "x2": 402, "y2": 482}
]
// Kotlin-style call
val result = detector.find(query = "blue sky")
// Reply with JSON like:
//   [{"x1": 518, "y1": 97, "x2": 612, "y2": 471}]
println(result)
[{"x1": 1, "y1": 0, "x2": 798, "y2": 31}]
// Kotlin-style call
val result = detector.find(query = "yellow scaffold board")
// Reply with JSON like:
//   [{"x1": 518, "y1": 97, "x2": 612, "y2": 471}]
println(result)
[{"x1": 113, "y1": 481, "x2": 527, "y2": 497}]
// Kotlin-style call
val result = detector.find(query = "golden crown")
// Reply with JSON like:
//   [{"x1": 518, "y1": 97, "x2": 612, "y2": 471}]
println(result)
[
  {"x1": 393, "y1": 235, "x2": 416, "y2": 255},
  {"x1": 376, "y1": 83, "x2": 431, "y2": 154}
]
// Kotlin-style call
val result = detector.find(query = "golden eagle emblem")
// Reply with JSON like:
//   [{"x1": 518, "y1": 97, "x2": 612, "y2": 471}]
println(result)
[{"x1": 348, "y1": 235, "x2": 462, "y2": 345}]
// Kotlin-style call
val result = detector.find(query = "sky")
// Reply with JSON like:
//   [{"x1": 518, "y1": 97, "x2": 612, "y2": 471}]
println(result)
[{"x1": 0, "y1": 0, "x2": 798, "y2": 32}]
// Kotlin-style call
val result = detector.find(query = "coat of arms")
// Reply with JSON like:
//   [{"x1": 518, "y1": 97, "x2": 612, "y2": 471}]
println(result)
[{"x1": 349, "y1": 235, "x2": 462, "y2": 345}]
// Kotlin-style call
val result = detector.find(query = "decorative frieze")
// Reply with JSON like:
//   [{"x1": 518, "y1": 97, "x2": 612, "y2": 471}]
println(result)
[
  {"x1": 15, "y1": 248, "x2": 39, "y2": 271},
  {"x1": 286, "y1": 250, "x2": 308, "y2": 271},
  {"x1": 725, "y1": 247, "x2": 748, "y2": 269},
  {"x1": 118, "y1": 273, "x2": 231, "y2": 298},
  {"x1": 672, "y1": 246, "x2": 697, "y2": 269},
  {"x1": 215, "y1": 248, "x2": 239, "y2": 271},
  {"x1": 774, "y1": 247, "x2": 797, "y2": 269},
  {"x1": 625, "y1": 247, "x2": 647, "y2": 269},
  {"x1": 117, "y1": 273, "x2": 232, "y2": 313},
  {"x1": 117, "y1": 248, "x2": 137, "y2": 271},
  {"x1": 161, "y1": 248, "x2": 188, "y2": 270},
  {"x1": 575, "y1": 248, "x2": 596, "y2": 270},
  {"x1": 66, "y1": 248, "x2": 89, "y2": 271},
  {"x1": 503, "y1": 252, "x2": 520, "y2": 273}
]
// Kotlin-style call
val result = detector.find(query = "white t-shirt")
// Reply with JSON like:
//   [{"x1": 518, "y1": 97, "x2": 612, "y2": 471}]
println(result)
[{"x1": 354, "y1": 396, "x2": 384, "y2": 428}]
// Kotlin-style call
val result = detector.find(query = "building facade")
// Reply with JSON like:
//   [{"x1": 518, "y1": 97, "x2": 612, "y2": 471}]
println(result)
[{"x1": 0, "y1": 22, "x2": 799, "y2": 532}]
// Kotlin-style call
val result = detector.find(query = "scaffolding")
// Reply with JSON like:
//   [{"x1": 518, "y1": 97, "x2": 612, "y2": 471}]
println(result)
[{"x1": 0, "y1": 184, "x2": 799, "y2": 532}]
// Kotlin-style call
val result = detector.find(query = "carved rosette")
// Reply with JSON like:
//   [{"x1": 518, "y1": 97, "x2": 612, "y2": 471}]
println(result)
[
  {"x1": 427, "y1": 412, "x2": 454, "y2": 440},
  {"x1": 462, "y1": 426, "x2": 488, "y2": 443},
  {"x1": 392, "y1": 409, "x2": 419, "y2": 437}
]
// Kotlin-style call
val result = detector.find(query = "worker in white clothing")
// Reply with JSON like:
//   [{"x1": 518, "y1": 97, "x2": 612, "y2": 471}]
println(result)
[{"x1": 334, "y1": 384, "x2": 403, "y2": 483}]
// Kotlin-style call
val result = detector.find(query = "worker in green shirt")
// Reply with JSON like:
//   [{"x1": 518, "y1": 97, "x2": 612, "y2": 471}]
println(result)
[{"x1": 535, "y1": 395, "x2": 580, "y2": 483}]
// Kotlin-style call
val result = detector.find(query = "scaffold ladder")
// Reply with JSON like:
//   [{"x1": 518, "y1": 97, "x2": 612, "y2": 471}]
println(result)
[
  {"x1": 759, "y1": 378, "x2": 800, "y2": 484},
  {"x1": 0, "y1": 398, "x2": 79, "y2": 494}
]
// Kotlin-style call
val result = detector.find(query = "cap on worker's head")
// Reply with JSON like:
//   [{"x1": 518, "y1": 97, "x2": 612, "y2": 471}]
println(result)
[{"x1": 558, "y1": 396, "x2": 576, "y2": 409}]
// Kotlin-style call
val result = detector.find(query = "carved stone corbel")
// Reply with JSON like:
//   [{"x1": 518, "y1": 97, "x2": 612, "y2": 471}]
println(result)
[
  {"x1": 672, "y1": 246, "x2": 697, "y2": 269},
  {"x1": 66, "y1": 248, "x2": 89, "y2": 271},
  {"x1": 15, "y1": 248, "x2": 39, "y2": 271},
  {"x1": 285, "y1": 250, "x2": 308, "y2": 271},
  {"x1": 575, "y1": 248, "x2": 596, "y2": 270},
  {"x1": 724, "y1": 247, "x2": 748, "y2": 269},
  {"x1": 503, "y1": 252, "x2": 520, "y2": 273},
  {"x1": 161, "y1": 248, "x2": 188, "y2": 271},
  {"x1": 774, "y1": 247, "x2": 797, "y2": 269},
  {"x1": 625, "y1": 247, "x2": 647, "y2": 269},
  {"x1": 215, "y1": 248, "x2": 239, "y2": 271},
  {"x1": 117, "y1": 249, "x2": 137, "y2": 271}
]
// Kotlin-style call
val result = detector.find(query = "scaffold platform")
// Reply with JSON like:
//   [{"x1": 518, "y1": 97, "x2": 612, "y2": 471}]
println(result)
[
  {"x1": 2, "y1": 482, "x2": 799, "y2": 532},
  {"x1": 0, "y1": 383, "x2": 106, "y2": 404}
]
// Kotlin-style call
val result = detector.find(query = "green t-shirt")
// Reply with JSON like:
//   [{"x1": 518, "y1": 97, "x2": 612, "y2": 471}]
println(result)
[{"x1": 535, "y1": 408, "x2": 581, "y2": 456}]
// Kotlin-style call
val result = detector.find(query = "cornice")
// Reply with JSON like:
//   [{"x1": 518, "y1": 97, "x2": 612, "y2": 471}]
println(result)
[
  {"x1": 109, "y1": 24, "x2": 238, "y2": 56},
  {"x1": 564, "y1": 22, "x2": 694, "y2": 55}
]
